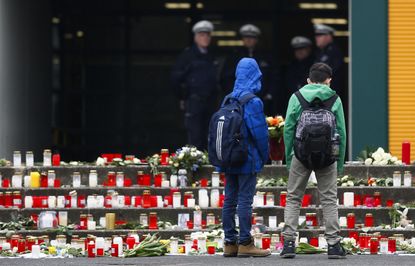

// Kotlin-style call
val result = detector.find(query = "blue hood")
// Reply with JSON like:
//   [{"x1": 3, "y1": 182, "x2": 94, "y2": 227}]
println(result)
[{"x1": 231, "y1": 58, "x2": 262, "y2": 98}]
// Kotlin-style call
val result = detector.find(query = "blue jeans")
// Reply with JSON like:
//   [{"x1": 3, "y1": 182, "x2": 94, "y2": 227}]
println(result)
[{"x1": 222, "y1": 173, "x2": 257, "y2": 244}]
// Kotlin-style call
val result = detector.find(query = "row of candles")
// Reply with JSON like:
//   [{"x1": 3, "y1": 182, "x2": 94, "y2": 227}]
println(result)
[
  {"x1": 0, "y1": 170, "x2": 224, "y2": 189},
  {"x1": 0, "y1": 189, "x2": 398, "y2": 210}
]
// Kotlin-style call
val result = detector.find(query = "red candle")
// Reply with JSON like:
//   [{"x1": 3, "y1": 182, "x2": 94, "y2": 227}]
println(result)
[
  {"x1": 262, "y1": 236, "x2": 271, "y2": 249},
  {"x1": 386, "y1": 199, "x2": 394, "y2": 207},
  {"x1": 349, "y1": 231, "x2": 359, "y2": 242},
  {"x1": 40, "y1": 173, "x2": 48, "y2": 188},
  {"x1": 309, "y1": 237, "x2": 319, "y2": 247},
  {"x1": 388, "y1": 237, "x2": 396, "y2": 253},
  {"x1": 347, "y1": 213, "x2": 355, "y2": 229},
  {"x1": 142, "y1": 174, "x2": 151, "y2": 186},
  {"x1": 374, "y1": 192, "x2": 381, "y2": 207},
  {"x1": 207, "y1": 245, "x2": 216, "y2": 255},
  {"x1": 160, "y1": 149, "x2": 169, "y2": 165},
  {"x1": 201, "y1": 220, "x2": 207, "y2": 229},
  {"x1": 149, "y1": 212, "x2": 158, "y2": 229},
  {"x1": 87, "y1": 241, "x2": 96, "y2": 257},
  {"x1": 365, "y1": 213, "x2": 374, "y2": 227},
  {"x1": 200, "y1": 178, "x2": 208, "y2": 187},
  {"x1": 370, "y1": 238, "x2": 379, "y2": 254},
  {"x1": 280, "y1": 192, "x2": 287, "y2": 207},
  {"x1": 142, "y1": 190, "x2": 151, "y2": 208},
  {"x1": 359, "y1": 234, "x2": 368, "y2": 248},
  {"x1": 164, "y1": 195, "x2": 172, "y2": 206},
  {"x1": 107, "y1": 172, "x2": 116, "y2": 186},
  {"x1": 78, "y1": 195, "x2": 86, "y2": 208},
  {"x1": 52, "y1": 153, "x2": 60, "y2": 166},
  {"x1": 13, "y1": 192, "x2": 22, "y2": 209},
  {"x1": 124, "y1": 178, "x2": 132, "y2": 187},
  {"x1": 0, "y1": 192, "x2": 3, "y2": 206},
  {"x1": 219, "y1": 194, "x2": 225, "y2": 207},
  {"x1": 302, "y1": 194, "x2": 311, "y2": 207},
  {"x1": 154, "y1": 174, "x2": 162, "y2": 187},
  {"x1": 150, "y1": 196, "x2": 158, "y2": 207},
  {"x1": 54, "y1": 179, "x2": 61, "y2": 188},
  {"x1": 2, "y1": 179, "x2": 10, "y2": 188},
  {"x1": 137, "y1": 171, "x2": 144, "y2": 186},
  {"x1": 364, "y1": 196, "x2": 374, "y2": 207},
  {"x1": 402, "y1": 141, "x2": 411, "y2": 165},
  {"x1": 126, "y1": 236, "x2": 135, "y2": 249},
  {"x1": 354, "y1": 194, "x2": 361, "y2": 206},
  {"x1": 124, "y1": 195, "x2": 131, "y2": 206},
  {"x1": 111, "y1": 243, "x2": 119, "y2": 257},
  {"x1": 187, "y1": 220, "x2": 194, "y2": 229},
  {"x1": 4, "y1": 192, "x2": 12, "y2": 207},
  {"x1": 17, "y1": 239, "x2": 25, "y2": 253}
]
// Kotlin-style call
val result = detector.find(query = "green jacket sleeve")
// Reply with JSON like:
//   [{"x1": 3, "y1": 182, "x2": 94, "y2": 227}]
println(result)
[
  {"x1": 284, "y1": 94, "x2": 302, "y2": 170},
  {"x1": 332, "y1": 98, "x2": 347, "y2": 173}
]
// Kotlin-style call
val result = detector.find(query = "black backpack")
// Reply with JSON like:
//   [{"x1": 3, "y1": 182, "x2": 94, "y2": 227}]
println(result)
[
  {"x1": 294, "y1": 91, "x2": 339, "y2": 170},
  {"x1": 208, "y1": 93, "x2": 256, "y2": 168}
]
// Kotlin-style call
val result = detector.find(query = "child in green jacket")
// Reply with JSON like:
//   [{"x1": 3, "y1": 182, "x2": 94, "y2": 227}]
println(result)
[{"x1": 280, "y1": 63, "x2": 347, "y2": 259}]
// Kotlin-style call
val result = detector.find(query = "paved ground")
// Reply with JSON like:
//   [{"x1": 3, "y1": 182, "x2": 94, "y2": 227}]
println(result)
[{"x1": 1, "y1": 255, "x2": 415, "y2": 266}]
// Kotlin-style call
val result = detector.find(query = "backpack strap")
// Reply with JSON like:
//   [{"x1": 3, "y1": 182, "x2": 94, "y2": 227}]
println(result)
[
  {"x1": 322, "y1": 94, "x2": 338, "y2": 110},
  {"x1": 295, "y1": 91, "x2": 310, "y2": 109},
  {"x1": 238, "y1": 93, "x2": 256, "y2": 105}
]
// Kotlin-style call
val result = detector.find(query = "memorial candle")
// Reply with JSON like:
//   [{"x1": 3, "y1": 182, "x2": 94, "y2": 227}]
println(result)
[{"x1": 402, "y1": 141, "x2": 411, "y2": 165}]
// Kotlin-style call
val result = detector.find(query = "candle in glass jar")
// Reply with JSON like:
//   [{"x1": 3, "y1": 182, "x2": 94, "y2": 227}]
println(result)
[
  {"x1": 198, "y1": 189, "x2": 209, "y2": 208},
  {"x1": 25, "y1": 151, "x2": 34, "y2": 167},
  {"x1": 370, "y1": 238, "x2": 379, "y2": 254},
  {"x1": 373, "y1": 192, "x2": 381, "y2": 207},
  {"x1": 170, "y1": 174, "x2": 178, "y2": 188},
  {"x1": 173, "y1": 192, "x2": 181, "y2": 208},
  {"x1": 87, "y1": 220, "x2": 96, "y2": 230},
  {"x1": 12, "y1": 173, "x2": 22, "y2": 188},
  {"x1": 107, "y1": 171, "x2": 116, "y2": 186},
  {"x1": 194, "y1": 210, "x2": 202, "y2": 229},
  {"x1": 347, "y1": 213, "x2": 355, "y2": 229},
  {"x1": 206, "y1": 213, "x2": 215, "y2": 226},
  {"x1": 187, "y1": 198, "x2": 195, "y2": 208},
  {"x1": 25, "y1": 196, "x2": 33, "y2": 208},
  {"x1": 343, "y1": 192, "x2": 354, "y2": 207},
  {"x1": 169, "y1": 237, "x2": 178, "y2": 254},
  {"x1": 266, "y1": 193, "x2": 274, "y2": 206},
  {"x1": 142, "y1": 190, "x2": 151, "y2": 208},
  {"x1": 388, "y1": 237, "x2": 396, "y2": 253},
  {"x1": 89, "y1": 170, "x2": 98, "y2": 187},
  {"x1": 72, "y1": 172, "x2": 81, "y2": 187},
  {"x1": 149, "y1": 212, "x2": 158, "y2": 229},
  {"x1": 160, "y1": 149, "x2": 169, "y2": 165},
  {"x1": 393, "y1": 171, "x2": 402, "y2": 187},
  {"x1": 116, "y1": 172, "x2": 124, "y2": 187},
  {"x1": 52, "y1": 153, "x2": 60, "y2": 166},
  {"x1": 404, "y1": 171, "x2": 412, "y2": 187},
  {"x1": 210, "y1": 189, "x2": 219, "y2": 208},
  {"x1": 184, "y1": 235, "x2": 192, "y2": 255},
  {"x1": 43, "y1": 149, "x2": 52, "y2": 166},
  {"x1": 12, "y1": 191, "x2": 22, "y2": 208},
  {"x1": 365, "y1": 213, "x2": 374, "y2": 227},
  {"x1": 211, "y1": 171, "x2": 220, "y2": 187},
  {"x1": 262, "y1": 234, "x2": 271, "y2": 249},
  {"x1": 268, "y1": 216, "x2": 277, "y2": 229},
  {"x1": 13, "y1": 151, "x2": 22, "y2": 167},
  {"x1": 58, "y1": 211, "x2": 68, "y2": 226},
  {"x1": 379, "y1": 238, "x2": 388, "y2": 254},
  {"x1": 197, "y1": 236, "x2": 207, "y2": 253},
  {"x1": 280, "y1": 191, "x2": 287, "y2": 207},
  {"x1": 30, "y1": 172, "x2": 40, "y2": 188},
  {"x1": 48, "y1": 196, "x2": 56, "y2": 208},
  {"x1": 47, "y1": 170, "x2": 56, "y2": 187}
]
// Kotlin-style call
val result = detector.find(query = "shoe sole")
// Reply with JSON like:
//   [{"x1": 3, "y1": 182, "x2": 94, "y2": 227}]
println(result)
[
  {"x1": 328, "y1": 255, "x2": 346, "y2": 259},
  {"x1": 237, "y1": 253, "x2": 272, "y2": 258},
  {"x1": 223, "y1": 253, "x2": 238, "y2": 257},
  {"x1": 280, "y1": 253, "x2": 296, "y2": 259}
]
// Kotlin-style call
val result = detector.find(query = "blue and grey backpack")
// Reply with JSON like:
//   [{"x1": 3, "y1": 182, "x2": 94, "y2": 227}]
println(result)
[{"x1": 208, "y1": 93, "x2": 256, "y2": 168}]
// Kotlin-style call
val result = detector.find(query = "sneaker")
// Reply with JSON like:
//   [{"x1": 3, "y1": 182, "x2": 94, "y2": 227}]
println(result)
[
  {"x1": 223, "y1": 241, "x2": 238, "y2": 257},
  {"x1": 237, "y1": 238, "x2": 271, "y2": 258},
  {"x1": 280, "y1": 240, "x2": 296, "y2": 258},
  {"x1": 328, "y1": 242, "x2": 346, "y2": 259}
]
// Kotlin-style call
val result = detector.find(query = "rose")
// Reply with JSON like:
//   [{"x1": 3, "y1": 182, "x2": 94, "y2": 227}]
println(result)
[
  {"x1": 364, "y1": 158, "x2": 373, "y2": 166},
  {"x1": 96, "y1": 157, "x2": 106, "y2": 166}
]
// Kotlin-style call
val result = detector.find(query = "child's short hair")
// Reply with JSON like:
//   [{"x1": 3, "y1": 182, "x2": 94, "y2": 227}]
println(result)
[{"x1": 309, "y1": 63, "x2": 332, "y2": 83}]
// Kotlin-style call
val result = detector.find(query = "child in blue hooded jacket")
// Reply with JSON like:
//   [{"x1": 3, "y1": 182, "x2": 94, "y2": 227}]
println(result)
[{"x1": 221, "y1": 58, "x2": 270, "y2": 258}]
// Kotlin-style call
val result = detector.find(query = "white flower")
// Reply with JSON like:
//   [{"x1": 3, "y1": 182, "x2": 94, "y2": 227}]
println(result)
[
  {"x1": 395, "y1": 160, "x2": 403, "y2": 165},
  {"x1": 364, "y1": 158, "x2": 373, "y2": 166},
  {"x1": 382, "y1": 152, "x2": 392, "y2": 161},
  {"x1": 341, "y1": 183, "x2": 348, "y2": 187},
  {"x1": 178, "y1": 153, "x2": 185, "y2": 160},
  {"x1": 133, "y1": 158, "x2": 141, "y2": 164},
  {"x1": 69, "y1": 161, "x2": 79, "y2": 166},
  {"x1": 347, "y1": 180, "x2": 354, "y2": 187},
  {"x1": 391, "y1": 156, "x2": 398, "y2": 162},
  {"x1": 113, "y1": 158, "x2": 122, "y2": 162},
  {"x1": 191, "y1": 147, "x2": 197, "y2": 152},
  {"x1": 379, "y1": 159, "x2": 388, "y2": 166},
  {"x1": 182, "y1": 147, "x2": 190, "y2": 152},
  {"x1": 278, "y1": 122, "x2": 285, "y2": 127},
  {"x1": 96, "y1": 157, "x2": 106, "y2": 166},
  {"x1": 174, "y1": 163, "x2": 179, "y2": 168},
  {"x1": 373, "y1": 153, "x2": 382, "y2": 162},
  {"x1": 376, "y1": 147, "x2": 385, "y2": 155},
  {"x1": 341, "y1": 175, "x2": 349, "y2": 182},
  {"x1": 190, "y1": 152, "x2": 197, "y2": 157}
]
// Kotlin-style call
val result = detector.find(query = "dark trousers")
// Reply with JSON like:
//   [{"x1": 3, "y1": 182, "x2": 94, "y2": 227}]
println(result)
[{"x1": 222, "y1": 173, "x2": 257, "y2": 244}]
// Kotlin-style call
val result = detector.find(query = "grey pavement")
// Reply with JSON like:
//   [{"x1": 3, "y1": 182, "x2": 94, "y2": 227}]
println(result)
[{"x1": 1, "y1": 255, "x2": 415, "y2": 266}]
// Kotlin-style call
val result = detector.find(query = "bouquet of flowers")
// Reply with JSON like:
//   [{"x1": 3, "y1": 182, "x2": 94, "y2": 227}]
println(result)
[
  {"x1": 169, "y1": 146, "x2": 209, "y2": 173},
  {"x1": 266, "y1": 116, "x2": 285, "y2": 140},
  {"x1": 147, "y1": 154, "x2": 161, "y2": 174},
  {"x1": 357, "y1": 147, "x2": 402, "y2": 166}
]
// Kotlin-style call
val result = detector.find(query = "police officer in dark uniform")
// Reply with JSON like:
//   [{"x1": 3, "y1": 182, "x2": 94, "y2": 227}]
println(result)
[
  {"x1": 314, "y1": 24, "x2": 345, "y2": 99},
  {"x1": 171, "y1": 20, "x2": 218, "y2": 150},
  {"x1": 282, "y1": 36, "x2": 314, "y2": 116},
  {"x1": 221, "y1": 24, "x2": 276, "y2": 115}
]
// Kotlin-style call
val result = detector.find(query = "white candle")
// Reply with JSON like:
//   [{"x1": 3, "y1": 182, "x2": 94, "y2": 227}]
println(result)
[
  {"x1": 12, "y1": 174, "x2": 22, "y2": 188},
  {"x1": 210, "y1": 189, "x2": 219, "y2": 208},
  {"x1": 58, "y1": 211, "x2": 68, "y2": 226},
  {"x1": 170, "y1": 175, "x2": 178, "y2": 187},
  {"x1": 2, "y1": 242, "x2": 10, "y2": 250},
  {"x1": 198, "y1": 189, "x2": 209, "y2": 208},
  {"x1": 113, "y1": 236, "x2": 123, "y2": 256},
  {"x1": 87, "y1": 220, "x2": 96, "y2": 230},
  {"x1": 89, "y1": 171, "x2": 98, "y2": 187},
  {"x1": 161, "y1": 180, "x2": 170, "y2": 188},
  {"x1": 339, "y1": 216, "x2": 347, "y2": 227},
  {"x1": 211, "y1": 172, "x2": 220, "y2": 187},
  {"x1": 343, "y1": 192, "x2": 354, "y2": 207},
  {"x1": 57, "y1": 196, "x2": 66, "y2": 208},
  {"x1": 24, "y1": 175, "x2": 31, "y2": 188},
  {"x1": 25, "y1": 196, "x2": 33, "y2": 208},
  {"x1": 31, "y1": 245, "x2": 40, "y2": 258},
  {"x1": 48, "y1": 196, "x2": 56, "y2": 208},
  {"x1": 99, "y1": 217, "x2": 106, "y2": 228},
  {"x1": 157, "y1": 196, "x2": 163, "y2": 207},
  {"x1": 268, "y1": 216, "x2": 277, "y2": 229},
  {"x1": 187, "y1": 198, "x2": 195, "y2": 208}
]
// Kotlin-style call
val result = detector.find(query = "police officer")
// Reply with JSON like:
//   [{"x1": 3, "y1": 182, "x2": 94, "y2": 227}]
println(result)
[
  {"x1": 171, "y1": 20, "x2": 218, "y2": 150},
  {"x1": 282, "y1": 36, "x2": 314, "y2": 115},
  {"x1": 314, "y1": 24, "x2": 345, "y2": 95},
  {"x1": 221, "y1": 24, "x2": 275, "y2": 114}
]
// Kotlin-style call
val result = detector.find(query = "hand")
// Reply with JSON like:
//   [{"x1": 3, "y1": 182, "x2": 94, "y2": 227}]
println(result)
[{"x1": 179, "y1": 100, "x2": 185, "y2": 111}]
